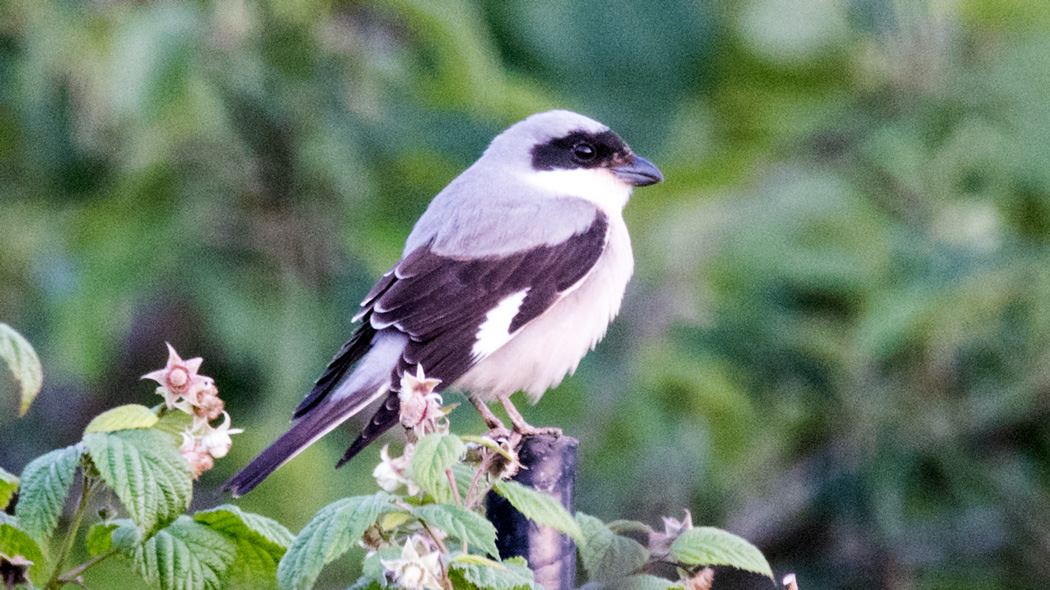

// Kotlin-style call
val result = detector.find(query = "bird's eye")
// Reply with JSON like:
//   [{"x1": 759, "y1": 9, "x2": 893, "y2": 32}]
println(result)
[{"x1": 572, "y1": 142, "x2": 596, "y2": 162}]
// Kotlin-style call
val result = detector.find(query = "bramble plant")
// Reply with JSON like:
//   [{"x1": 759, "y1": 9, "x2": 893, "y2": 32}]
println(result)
[{"x1": 1, "y1": 324, "x2": 796, "y2": 590}]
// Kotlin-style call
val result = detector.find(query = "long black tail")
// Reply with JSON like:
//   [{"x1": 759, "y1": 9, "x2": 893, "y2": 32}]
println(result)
[
  {"x1": 223, "y1": 398, "x2": 373, "y2": 496},
  {"x1": 223, "y1": 332, "x2": 407, "y2": 496}
]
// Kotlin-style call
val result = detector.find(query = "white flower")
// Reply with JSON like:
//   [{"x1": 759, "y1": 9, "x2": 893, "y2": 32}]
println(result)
[
  {"x1": 398, "y1": 365, "x2": 444, "y2": 435},
  {"x1": 178, "y1": 411, "x2": 243, "y2": 477},
  {"x1": 373, "y1": 448, "x2": 403, "y2": 492},
  {"x1": 380, "y1": 536, "x2": 443, "y2": 590},
  {"x1": 372, "y1": 444, "x2": 419, "y2": 495},
  {"x1": 200, "y1": 411, "x2": 243, "y2": 459}
]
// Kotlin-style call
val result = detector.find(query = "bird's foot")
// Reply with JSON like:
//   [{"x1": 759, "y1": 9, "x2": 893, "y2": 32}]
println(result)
[
  {"x1": 469, "y1": 396, "x2": 508, "y2": 432},
  {"x1": 514, "y1": 424, "x2": 563, "y2": 438},
  {"x1": 485, "y1": 425, "x2": 514, "y2": 442},
  {"x1": 498, "y1": 395, "x2": 562, "y2": 438}
]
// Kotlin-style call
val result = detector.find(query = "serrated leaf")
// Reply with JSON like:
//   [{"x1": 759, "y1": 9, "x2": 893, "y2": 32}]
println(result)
[
  {"x1": 15, "y1": 444, "x2": 82, "y2": 545},
  {"x1": 0, "y1": 466, "x2": 18, "y2": 511},
  {"x1": 228, "y1": 540, "x2": 284, "y2": 590},
  {"x1": 196, "y1": 504, "x2": 292, "y2": 559},
  {"x1": 153, "y1": 408, "x2": 194, "y2": 437},
  {"x1": 0, "y1": 323, "x2": 43, "y2": 416},
  {"x1": 492, "y1": 479, "x2": 583, "y2": 545},
  {"x1": 196, "y1": 505, "x2": 294, "y2": 590},
  {"x1": 576, "y1": 512, "x2": 649, "y2": 582},
  {"x1": 84, "y1": 430, "x2": 193, "y2": 533},
  {"x1": 450, "y1": 555, "x2": 537, "y2": 590},
  {"x1": 84, "y1": 404, "x2": 159, "y2": 434},
  {"x1": 277, "y1": 492, "x2": 393, "y2": 590},
  {"x1": 669, "y1": 527, "x2": 773, "y2": 580},
  {"x1": 132, "y1": 516, "x2": 237, "y2": 590},
  {"x1": 110, "y1": 518, "x2": 143, "y2": 553},
  {"x1": 410, "y1": 434, "x2": 466, "y2": 503},
  {"x1": 412, "y1": 504, "x2": 499, "y2": 557},
  {"x1": 579, "y1": 574, "x2": 681, "y2": 590},
  {"x1": 0, "y1": 523, "x2": 46, "y2": 584},
  {"x1": 86, "y1": 523, "x2": 118, "y2": 556},
  {"x1": 451, "y1": 463, "x2": 478, "y2": 496}
]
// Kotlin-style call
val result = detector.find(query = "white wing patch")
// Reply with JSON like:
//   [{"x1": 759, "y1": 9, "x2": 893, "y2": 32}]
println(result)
[{"x1": 472, "y1": 289, "x2": 529, "y2": 359}]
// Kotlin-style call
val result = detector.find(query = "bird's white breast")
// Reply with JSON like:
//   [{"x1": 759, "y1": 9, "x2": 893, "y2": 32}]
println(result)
[{"x1": 453, "y1": 214, "x2": 634, "y2": 402}]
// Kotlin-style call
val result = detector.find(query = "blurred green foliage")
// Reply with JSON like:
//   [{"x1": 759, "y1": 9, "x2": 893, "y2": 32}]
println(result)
[{"x1": 3, "y1": 0, "x2": 1050, "y2": 588}]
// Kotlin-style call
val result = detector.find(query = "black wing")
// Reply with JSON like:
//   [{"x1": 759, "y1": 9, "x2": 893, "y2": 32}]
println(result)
[
  {"x1": 291, "y1": 269, "x2": 397, "y2": 418},
  {"x1": 313, "y1": 208, "x2": 609, "y2": 466},
  {"x1": 374, "y1": 208, "x2": 609, "y2": 388}
]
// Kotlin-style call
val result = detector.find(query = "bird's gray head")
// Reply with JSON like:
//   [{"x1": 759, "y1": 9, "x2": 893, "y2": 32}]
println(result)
[{"x1": 479, "y1": 110, "x2": 663, "y2": 211}]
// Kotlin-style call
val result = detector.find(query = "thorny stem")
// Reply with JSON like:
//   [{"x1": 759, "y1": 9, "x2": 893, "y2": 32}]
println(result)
[
  {"x1": 464, "y1": 451, "x2": 491, "y2": 508},
  {"x1": 417, "y1": 521, "x2": 453, "y2": 590},
  {"x1": 420, "y1": 520, "x2": 450, "y2": 556},
  {"x1": 445, "y1": 469, "x2": 463, "y2": 506},
  {"x1": 45, "y1": 475, "x2": 98, "y2": 590}
]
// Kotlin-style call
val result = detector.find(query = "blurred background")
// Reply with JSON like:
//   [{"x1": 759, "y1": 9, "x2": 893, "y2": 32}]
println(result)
[{"x1": 3, "y1": 0, "x2": 1050, "y2": 588}]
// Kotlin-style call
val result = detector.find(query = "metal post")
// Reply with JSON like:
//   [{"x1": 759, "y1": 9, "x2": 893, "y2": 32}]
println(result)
[{"x1": 486, "y1": 434, "x2": 578, "y2": 590}]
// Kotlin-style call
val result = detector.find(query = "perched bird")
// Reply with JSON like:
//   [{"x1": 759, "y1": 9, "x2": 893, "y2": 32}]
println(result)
[{"x1": 225, "y1": 110, "x2": 663, "y2": 496}]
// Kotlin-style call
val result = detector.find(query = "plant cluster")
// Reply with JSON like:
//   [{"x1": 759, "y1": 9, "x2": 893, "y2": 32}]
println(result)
[{"x1": 1, "y1": 326, "x2": 788, "y2": 590}]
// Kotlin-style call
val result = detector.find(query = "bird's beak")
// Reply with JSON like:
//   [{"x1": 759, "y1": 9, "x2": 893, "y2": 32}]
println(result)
[{"x1": 613, "y1": 155, "x2": 664, "y2": 186}]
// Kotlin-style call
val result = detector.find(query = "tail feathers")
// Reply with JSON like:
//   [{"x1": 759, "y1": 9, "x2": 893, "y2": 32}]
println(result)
[
  {"x1": 225, "y1": 331, "x2": 409, "y2": 496},
  {"x1": 223, "y1": 383, "x2": 388, "y2": 497},
  {"x1": 337, "y1": 390, "x2": 401, "y2": 467}
]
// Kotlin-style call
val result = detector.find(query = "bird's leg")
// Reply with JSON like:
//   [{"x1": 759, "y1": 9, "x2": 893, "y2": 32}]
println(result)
[
  {"x1": 498, "y1": 395, "x2": 562, "y2": 437},
  {"x1": 470, "y1": 396, "x2": 512, "y2": 439}
]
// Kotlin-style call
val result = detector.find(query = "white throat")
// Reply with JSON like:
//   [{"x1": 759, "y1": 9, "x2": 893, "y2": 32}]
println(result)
[{"x1": 524, "y1": 168, "x2": 632, "y2": 213}]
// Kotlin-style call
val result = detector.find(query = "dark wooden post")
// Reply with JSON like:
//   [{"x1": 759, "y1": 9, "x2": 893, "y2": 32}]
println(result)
[{"x1": 486, "y1": 434, "x2": 579, "y2": 590}]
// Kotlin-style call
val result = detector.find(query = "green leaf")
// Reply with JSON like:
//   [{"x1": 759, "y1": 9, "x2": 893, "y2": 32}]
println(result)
[
  {"x1": 345, "y1": 578, "x2": 386, "y2": 590},
  {"x1": 14, "y1": 443, "x2": 82, "y2": 545},
  {"x1": 606, "y1": 519, "x2": 654, "y2": 535},
  {"x1": 277, "y1": 492, "x2": 393, "y2": 590},
  {"x1": 86, "y1": 522, "x2": 118, "y2": 556},
  {"x1": 195, "y1": 504, "x2": 292, "y2": 559},
  {"x1": 0, "y1": 323, "x2": 43, "y2": 416},
  {"x1": 84, "y1": 430, "x2": 193, "y2": 533},
  {"x1": 131, "y1": 516, "x2": 237, "y2": 590},
  {"x1": 579, "y1": 574, "x2": 681, "y2": 590},
  {"x1": 0, "y1": 466, "x2": 18, "y2": 511},
  {"x1": 0, "y1": 523, "x2": 46, "y2": 584},
  {"x1": 451, "y1": 463, "x2": 478, "y2": 497},
  {"x1": 491, "y1": 479, "x2": 584, "y2": 545},
  {"x1": 196, "y1": 504, "x2": 294, "y2": 590},
  {"x1": 409, "y1": 433, "x2": 466, "y2": 503},
  {"x1": 109, "y1": 518, "x2": 143, "y2": 553},
  {"x1": 669, "y1": 527, "x2": 773, "y2": 580},
  {"x1": 450, "y1": 555, "x2": 537, "y2": 590},
  {"x1": 153, "y1": 408, "x2": 194, "y2": 437},
  {"x1": 84, "y1": 404, "x2": 159, "y2": 434},
  {"x1": 576, "y1": 512, "x2": 649, "y2": 582},
  {"x1": 412, "y1": 504, "x2": 499, "y2": 557},
  {"x1": 360, "y1": 544, "x2": 401, "y2": 582}
]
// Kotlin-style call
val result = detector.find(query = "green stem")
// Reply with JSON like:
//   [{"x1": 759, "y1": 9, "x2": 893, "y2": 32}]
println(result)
[
  {"x1": 45, "y1": 475, "x2": 96, "y2": 590},
  {"x1": 57, "y1": 548, "x2": 118, "y2": 585}
]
